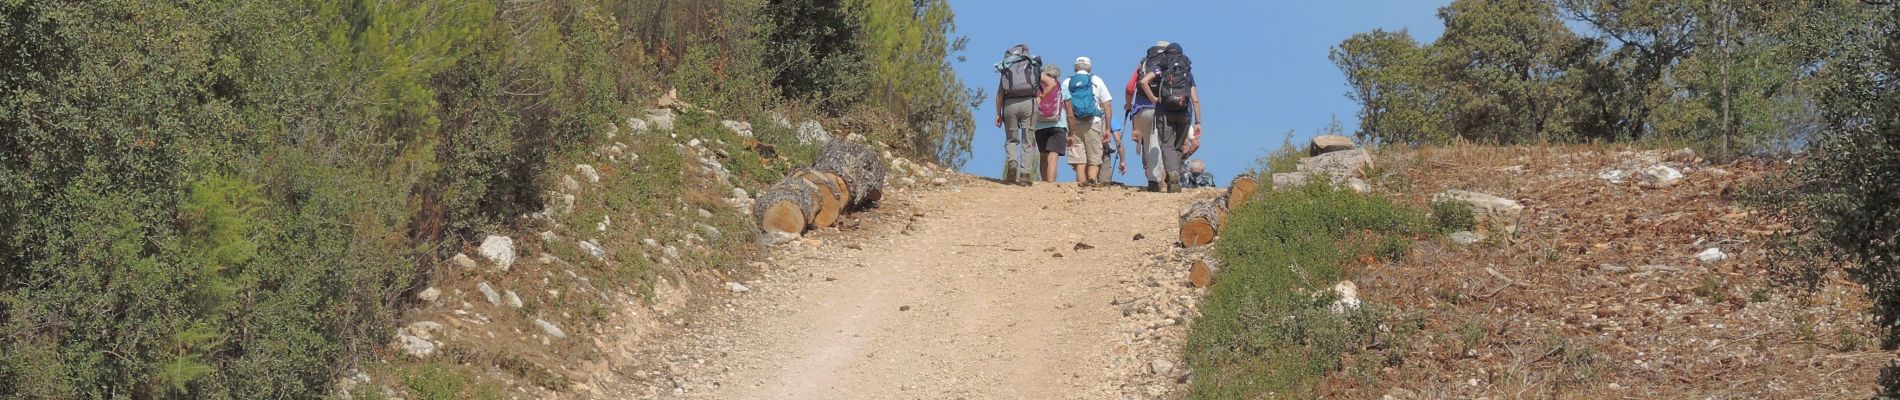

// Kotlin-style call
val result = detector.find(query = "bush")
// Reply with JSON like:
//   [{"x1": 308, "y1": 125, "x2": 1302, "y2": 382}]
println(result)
[{"x1": 1185, "y1": 182, "x2": 1424, "y2": 398}]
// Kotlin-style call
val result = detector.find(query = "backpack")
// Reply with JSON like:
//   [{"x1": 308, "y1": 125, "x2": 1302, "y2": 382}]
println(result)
[
  {"x1": 1037, "y1": 81, "x2": 1062, "y2": 119},
  {"x1": 1150, "y1": 51, "x2": 1194, "y2": 112},
  {"x1": 995, "y1": 46, "x2": 1042, "y2": 100},
  {"x1": 1068, "y1": 72, "x2": 1103, "y2": 118}
]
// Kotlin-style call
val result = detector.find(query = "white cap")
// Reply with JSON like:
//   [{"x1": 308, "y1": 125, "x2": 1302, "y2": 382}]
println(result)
[
  {"x1": 1074, "y1": 56, "x2": 1092, "y2": 71},
  {"x1": 1156, "y1": 40, "x2": 1171, "y2": 47}
]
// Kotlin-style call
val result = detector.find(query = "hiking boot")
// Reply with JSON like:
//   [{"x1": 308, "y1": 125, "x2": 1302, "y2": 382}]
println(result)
[
  {"x1": 1003, "y1": 163, "x2": 1019, "y2": 185},
  {"x1": 1145, "y1": 182, "x2": 1161, "y2": 192}
]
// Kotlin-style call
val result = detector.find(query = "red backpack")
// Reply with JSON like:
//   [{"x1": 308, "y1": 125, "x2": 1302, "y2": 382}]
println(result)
[{"x1": 1037, "y1": 81, "x2": 1062, "y2": 119}]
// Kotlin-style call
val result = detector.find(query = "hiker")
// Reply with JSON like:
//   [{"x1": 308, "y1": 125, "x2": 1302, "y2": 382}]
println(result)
[
  {"x1": 994, "y1": 44, "x2": 1042, "y2": 186},
  {"x1": 1181, "y1": 159, "x2": 1216, "y2": 189},
  {"x1": 1096, "y1": 124, "x2": 1125, "y2": 185},
  {"x1": 1125, "y1": 42, "x2": 1168, "y2": 192},
  {"x1": 1032, "y1": 65, "x2": 1068, "y2": 183},
  {"x1": 1063, "y1": 57, "x2": 1114, "y2": 186},
  {"x1": 1139, "y1": 42, "x2": 1201, "y2": 193}
]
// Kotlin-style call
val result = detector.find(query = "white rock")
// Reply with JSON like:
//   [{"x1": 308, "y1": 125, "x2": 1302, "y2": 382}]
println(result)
[
  {"x1": 504, "y1": 290, "x2": 523, "y2": 308},
  {"x1": 396, "y1": 334, "x2": 436, "y2": 358},
  {"x1": 534, "y1": 319, "x2": 567, "y2": 339},
  {"x1": 1450, "y1": 231, "x2": 1486, "y2": 245},
  {"x1": 417, "y1": 287, "x2": 441, "y2": 302},
  {"x1": 645, "y1": 109, "x2": 676, "y2": 131},
  {"x1": 797, "y1": 120, "x2": 831, "y2": 145},
  {"x1": 1696, "y1": 248, "x2": 1729, "y2": 263},
  {"x1": 688, "y1": 138, "x2": 702, "y2": 148},
  {"x1": 1432, "y1": 190, "x2": 1525, "y2": 238},
  {"x1": 562, "y1": 175, "x2": 582, "y2": 193},
  {"x1": 597, "y1": 215, "x2": 611, "y2": 232},
  {"x1": 1598, "y1": 169, "x2": 1628, "y2": 184},
  {"x1": 661, "y1": 245, "x2": 681, "y2": 261},
  {"x1": 726, "y1": 282, "x2": 751, "y2": 293},
  {"x1": 1330, "y1": 281, "x2": 1361, "y2": 313},
  {"x1": 721, "y1": 120, "x2": 754, "y2": 138},
  {"x1": 900, "y1": 177, "x2": 917, "y2": 186},
  {"x1": 626, "y1": 117, "x2": 649, "y2": 134},
  {"x1": 404, "y1": 320, "x2": 444, "y2": 340},
  {"x1": 697, "y1": 208, "x2": 712, "y2": 219},
  {"x1": 770, "y1": 112, "x2": 794, "y2": 129},
  {"x1": 576, "y1": 164, "x2": 601, "y2": 184},
  {"x1": 1636, "y1": 165, "x2": 1684, "y2": 188},
  {"x1": 604, "y1": 122, "x2": 619, "y2": 139},
  {"x1": 1149, "y1": 359, "x2": 1176, "y2": 376},
  {"x1": 1309, "y1": 134, "x2": 1357, "y2": 155},
  {"x1": 759, "y1": 230, "x2": 800, "y2": 246},
  {"x1": 1297, "y1": 148, "x2": 1373, "y2": 179},
  {"x1": 478, "y1": 236, "x2": 516, "y2": 271},
  {"x1": 477, "y1": 282, "x2": 501, "y2": 306},
  {"x1": 450, "y1": 253, "x2": 479, "y2": 270},
  {"x1": 538, "y1": 230, "x2": 558, "y2": 243},
  {"x1": 579, "y1": 240, "x2": 608, "y2": 261},
  {"x1": 642, "y1": 238, "x2": 660, "y2": 248},
  {"x1": 931, "y1": 178, "x2": 948, "y2": 186},
  {"x1": 732, "y1": 188, "x2": 750, "y2": 200},
  {"x1": 557, "y1": 193, "x2": 576, "y2": 214}
]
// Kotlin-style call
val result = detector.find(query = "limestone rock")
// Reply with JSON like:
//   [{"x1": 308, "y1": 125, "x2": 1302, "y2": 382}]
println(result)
[
  {"x1": 534, "y1": 319, "x2": 566, "y2": 339},
  {"x1": 798, "y1": 120, "x2": 832, "y2": 145},
  {"x1": 579, "y1": 239, "x2": 608, "y2": 261},
  {"x1": 1309, "y1": 134, "x2": 1357, "y2": 156},
  {"x1": 404, "y1": 320, "x2": 444, "y2": 340},
  {"x1": 626, "y1": 117, "x2": 649, "y2": 134},
  {"x1": 1450, "y1": 231, "x2": 1486, "y2": 245},
  {"x1": 503, "y1": 290, "x2": 523, "y2": 308},
  {"x1": 396, "y1": 335, "x2": 436, "y2": 358},
  {"x1": 721, "y1": 120, "x2": 754, "y2": 138},
  {"x1": 477, "y1": 282, "x2": 501, "y2": 306},
  {"x1": 1636, "y1": 165, "x2": 1684, "y2": 188},
  {"x1": 450, "y1": 253, "x2": 479, "y2": 270},
  {"x1": 417, "y1": 287, "x2": 441, "y2": 302},
  {"x1": 645, "y1": 109, "x2": 676, "y2": 131},
  {"x1": 1329, "y1": 281, "x2": 1361, "y2": 313},
  {"x1": 576, "y1": 164, "x2": 601, "y2": 184},
  {"x1": 726, "y1": 282, "x2": 750, "y2": 294},
  {"x1": 1297, "y1": 148, "x2": 1373, "y2": 179},
  {"x1": 1432, "y1": 190, "x2": 1525, "y2": 238},
  {"x1": 1696, "y1": 247, "x2": 1729, "y2": 263},
  {"x1": 770, "y1": 112, "x2": 794, "y2": 129},
  {"x1": 478, "y1": 236, "x2": 516, "y2": 271},
  {"x1": 1271, "y1": 172, "x2": 1309, "y2": 189}
]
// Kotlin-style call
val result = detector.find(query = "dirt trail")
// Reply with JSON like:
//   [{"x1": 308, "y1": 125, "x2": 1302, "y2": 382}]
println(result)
[{"x1": 636, "y1": 176, "x2": 1200, "y2": 399}]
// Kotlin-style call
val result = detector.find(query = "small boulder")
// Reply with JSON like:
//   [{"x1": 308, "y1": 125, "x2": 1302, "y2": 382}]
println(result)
[
  {"x1": 1636, "y1": 165, "x2": 1684, "y2": 188},
  {"x1": 770, "y1": 111, "x2": 794, "y2": 129},
  {"x1": 721, "y1": 120, "x2": 755, "y2": 138},
  {"x1": 404, "y1": 320, "x2": 445, "y2": 340},
  {"x1": 417, "y1": 287, "x2": 441, "y2": 302},
  {"x1": 578, "y1": 240, "x2": 608, "y2": 261},
  {"x1": 477, "y1": 282, "x2": 501, "y2": 306},
  {"x1": 1298, "y1": 148, "x2": 1373, "y2": 179},
  {"x1": 1149, "y1": 359, "x2": 1176, "y2": 376},
  {"x1": 1666, "y1": 148, "x2": 1698, "y2": 163},
  {"x1": 797, "y1": 120, "x2": 832, "y2": 145},
  {"x1": 1329, "y1": 281, "x2": 1361, "y2": 313},
  {"x1": 396, "y1": 335, "x2": 436, "y2": 358},
  {"x1": 450, "y1": 253, "x2": 479, "y2": 270},
  {"x1": 576, "y1": 164, "x2": 601, "y2": 184},
  {"x1": 534, "y1": 319, "x2": 566, "y2": 339},
  {"x1": 644, "y1": 109, "x2": 676, "y2": 131},
  {"x1": 503, "y1": 290, "x2": 523, "y2": 308},
  {"x1": 1432, "y1": 190, "x2": 1525, "y2": 238},
  {"x1": 1696, "y1": 248, "x2": 1729, "y2": 263},
  {"x1": 1271, "y1": 172, "x2": 1309, "y2": 189},
  {"x1": 726, "y1": 282, "x2": 750, "y2": 293},
  {"x1": 1597, "y1": 169, "x2": 1628, "y2": 184},
  {"x1": 626, "y1": 117, "x2": 650, "y2": 134},
  {"x1": 479, "y1": 236, "x2": 516, "y2": 271},
  {"x1": 1309, "y1": 134, "x2": 1358, "y2": 156}
]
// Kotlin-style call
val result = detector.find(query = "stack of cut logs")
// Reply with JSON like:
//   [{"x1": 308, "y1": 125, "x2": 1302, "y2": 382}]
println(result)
[
  {"x1": 1177, "y1": 174, "x2": 1260, "y2": 248},
  {"x1": 752, "y1": 141, "x2": 888, "y2": 238}
]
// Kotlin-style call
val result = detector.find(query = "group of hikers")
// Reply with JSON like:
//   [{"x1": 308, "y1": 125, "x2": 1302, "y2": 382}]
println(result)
[{"x1": 993, "y1": 41, "x2": 1215, "y2": 192}]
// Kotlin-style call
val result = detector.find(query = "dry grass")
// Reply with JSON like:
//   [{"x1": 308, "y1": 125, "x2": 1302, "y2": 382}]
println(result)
[{"x1": 1333, "y1": 143, "x2": 1889, "y2": 398}]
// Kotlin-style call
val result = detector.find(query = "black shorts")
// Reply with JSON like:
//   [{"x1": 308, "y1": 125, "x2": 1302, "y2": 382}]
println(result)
[{"x1": 1035, "y1": 127, "x2": 1068, "y2": 154}]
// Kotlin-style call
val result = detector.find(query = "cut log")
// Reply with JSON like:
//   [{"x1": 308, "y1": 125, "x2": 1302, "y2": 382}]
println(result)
[
  {"x1": 1189, "y1": 259, "x2": 1212, "y2": 288},
  {"x1": 752, "y1": 177, "x2": 822, "y2": 236},
  {"x1": 1226, "y1": 174, "x2": 1259, "y2": 208},
  {"x1": 791, "y1": 169, "x2": 847, "y2": 228},
  {"x1": 813, "y1": 141, "x2": 886, "y2": 210},
  {"x1": 1179, "y1": 200, "x2": 1224, "y2": 248}
]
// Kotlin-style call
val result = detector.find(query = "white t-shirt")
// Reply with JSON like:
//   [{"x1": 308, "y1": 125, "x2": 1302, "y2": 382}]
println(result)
[{"x1": 1060, "y1": 74, "x2": 1114, "y2": 122}]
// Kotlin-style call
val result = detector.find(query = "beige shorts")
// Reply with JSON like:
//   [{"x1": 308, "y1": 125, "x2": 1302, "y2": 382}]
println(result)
[{"x1": 1067, "y1": 118, "x2": 1105, "y2": 165}]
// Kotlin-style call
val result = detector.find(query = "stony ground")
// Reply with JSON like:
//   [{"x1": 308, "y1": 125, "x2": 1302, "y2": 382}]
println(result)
[{"x1": 607, "y1": 176, "x2": 1210, "y2": 399}]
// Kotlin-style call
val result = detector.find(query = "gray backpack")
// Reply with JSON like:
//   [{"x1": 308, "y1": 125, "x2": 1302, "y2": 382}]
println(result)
[{"x1": 995, "y1": 45, "x2": 1041, "y2": 100}]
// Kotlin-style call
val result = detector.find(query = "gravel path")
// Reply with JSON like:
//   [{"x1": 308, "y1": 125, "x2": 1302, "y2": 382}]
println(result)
[{"x1": 631, "y1": 176, "x2": 1202, "y2": 399}]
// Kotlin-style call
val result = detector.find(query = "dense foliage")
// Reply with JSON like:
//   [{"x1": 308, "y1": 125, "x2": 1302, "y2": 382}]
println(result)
[
  {"x1": 1332, "y1": 0, "x2": 1854, "y2": 153},
  {"x1": 0, "y1": 0, "x2": 973, "y2": 397}
]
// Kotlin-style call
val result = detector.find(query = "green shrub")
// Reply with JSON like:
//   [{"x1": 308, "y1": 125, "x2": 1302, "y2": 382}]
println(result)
[
  {"x1": 1186, "y1": 182, "x2": 1424, "y2": 398},
  {"x1": 1429, "y1": 200, "x2": 1478, "y2": 234}
]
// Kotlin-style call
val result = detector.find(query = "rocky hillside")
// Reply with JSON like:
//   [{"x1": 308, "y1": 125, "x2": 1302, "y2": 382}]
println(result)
[{"x1": 339, "y1": 96, "x2": 955, "y2": 399}]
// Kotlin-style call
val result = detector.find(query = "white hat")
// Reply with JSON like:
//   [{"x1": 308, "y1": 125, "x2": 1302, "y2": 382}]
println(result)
[
  {"x1": 1156, "y1": 40, "x2": 1171, "y2": 47},
  {"x1": 1074, "y1": 56, "x2": 1092, "y2": 71}
]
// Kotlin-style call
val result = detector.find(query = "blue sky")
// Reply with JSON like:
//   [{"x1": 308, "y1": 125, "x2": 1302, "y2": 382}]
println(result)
[{"x1": 947, "y1": 0, "x2": 1452, "y2": 182}]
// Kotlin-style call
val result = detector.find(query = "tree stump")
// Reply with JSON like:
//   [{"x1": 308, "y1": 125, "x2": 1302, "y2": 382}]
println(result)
[
  {"x1": 752, "y1": 176, "x2": 822, "y2": 236},
  {"x1": 813, "y1": 141, "x2": 886, "y2": 210},
  {"x1": 792, "y1": 169, "x2": 848, "y2": 228},
  {"x1": 1226, "y1": 174, "x2": 1259, "y2": 208},
  {"x1": 1189, "y1": 259, "x2": 1213, "y2": 288},
  {"x1": 1179, "y1": 200, "x2": 1225, "y2": 248}
]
